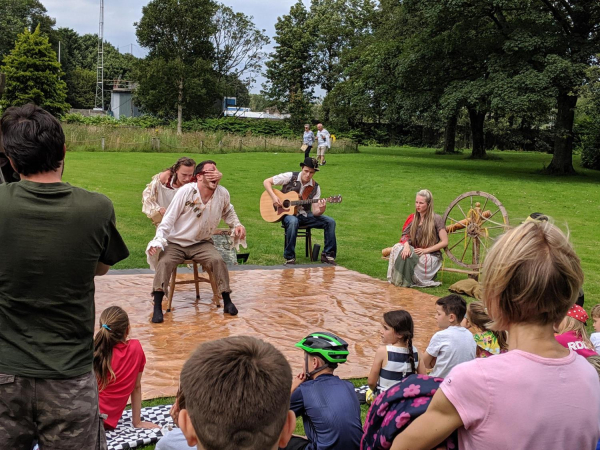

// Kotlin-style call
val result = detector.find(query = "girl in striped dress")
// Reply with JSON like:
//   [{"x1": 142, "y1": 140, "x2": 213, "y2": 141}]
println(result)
[{"x1": 368, "y1": 310, "x2": 426, "y2": 394}]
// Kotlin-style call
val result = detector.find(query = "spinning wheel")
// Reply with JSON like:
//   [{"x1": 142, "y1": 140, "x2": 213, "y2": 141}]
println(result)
[{"x1": 442, "y1": 191, "x2": 509, "y2": 275}]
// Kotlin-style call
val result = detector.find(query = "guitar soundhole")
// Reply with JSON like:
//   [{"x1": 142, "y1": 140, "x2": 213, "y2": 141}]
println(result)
[{"x1": 283, "y1": 200, "x2": 290, "y2": 208}]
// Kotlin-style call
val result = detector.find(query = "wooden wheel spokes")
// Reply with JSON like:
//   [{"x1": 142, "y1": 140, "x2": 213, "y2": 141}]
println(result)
[{"x1": 442, "y1": 191, "x2": 510, "y2": 270}]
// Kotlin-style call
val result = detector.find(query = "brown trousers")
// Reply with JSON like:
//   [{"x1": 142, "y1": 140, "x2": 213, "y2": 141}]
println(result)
[{"x1": 153, "y1": 240, "x2": 231, "y2": 294}]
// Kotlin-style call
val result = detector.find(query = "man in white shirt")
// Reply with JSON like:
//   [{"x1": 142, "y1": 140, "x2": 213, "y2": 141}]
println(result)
[
  {"x1": 147, "y1": 160, "x2": 246, "y2": 322},
  {"x1": 316, "y1": 123, "x2": 330, "y2": 166},
  {"x1": 142, "y1": 157, "x2": 198, "y2": 224},
  {"x1": 263, "y1": 157, "x2": 337, "y2": 265}
]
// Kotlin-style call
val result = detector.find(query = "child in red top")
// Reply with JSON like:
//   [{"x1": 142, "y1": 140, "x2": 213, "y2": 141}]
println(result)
[
  {"x1": 555, "y1": 305, "x2": 598, "y2": 358},
  {"x1": 94, "y1": 306, "x2": 158, "y2": 430}
]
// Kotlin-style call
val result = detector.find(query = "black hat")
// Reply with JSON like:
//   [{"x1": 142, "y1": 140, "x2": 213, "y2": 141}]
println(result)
[{"x1": 300, "y1": 157, "x2": 319, "y2": 171}]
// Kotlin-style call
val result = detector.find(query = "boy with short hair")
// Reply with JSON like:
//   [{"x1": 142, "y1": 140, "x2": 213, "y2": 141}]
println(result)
[
  {"x1": 282, "y1": 332, "x2": 363, "y2": 450},
  {"x1": 590, "y1": 304, "x2": 600, "y2": 353},
  {"x1": 178, "y1": 336, "x2": 295, "y2": 450},
  {"x1": 423, "y1": 294, "x2": 476, "y2": 378}
]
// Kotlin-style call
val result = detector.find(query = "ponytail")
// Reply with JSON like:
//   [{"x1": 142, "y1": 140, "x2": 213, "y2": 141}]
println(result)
[
  {"x1": 93, "y1": 306, "x2": 130, "y2": 391},
  {"x1": 406, "y1": 335, "x2": 416, "y2": 375}
]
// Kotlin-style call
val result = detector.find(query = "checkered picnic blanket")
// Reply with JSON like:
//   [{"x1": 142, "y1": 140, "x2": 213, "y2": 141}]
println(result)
[
  {"x1": 106, "y1": 386, "x2": 370, "y2": 449},
  {"x1": 105, "y1": 404, "x2": 173, "y2": 450}
]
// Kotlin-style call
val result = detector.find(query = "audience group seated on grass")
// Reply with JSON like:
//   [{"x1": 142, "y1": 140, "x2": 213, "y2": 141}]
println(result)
[{"x1": 2, "y1": 104, "x2": 600, "y2": 450}]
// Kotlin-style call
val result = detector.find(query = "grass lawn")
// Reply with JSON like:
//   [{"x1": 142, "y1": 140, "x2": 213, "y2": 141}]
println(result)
[
  {"x1": 63, "y1": 146, "x2": 600, "y2": 304},
  {"x1": 65, "y1": 146, "x2": 600, "y2": 449}
]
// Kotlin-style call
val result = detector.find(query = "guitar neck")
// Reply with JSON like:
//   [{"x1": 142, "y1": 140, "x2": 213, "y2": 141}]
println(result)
[{"x1": 291, "y1": 197, "x2": 332, "y2": 206}]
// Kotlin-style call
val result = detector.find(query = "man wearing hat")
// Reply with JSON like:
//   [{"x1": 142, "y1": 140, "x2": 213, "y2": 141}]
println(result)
[{"x1": 263, "y1": 157, "x2": 337, "y2": 265}]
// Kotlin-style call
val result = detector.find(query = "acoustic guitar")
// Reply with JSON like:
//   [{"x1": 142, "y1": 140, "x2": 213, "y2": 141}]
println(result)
[{"x1": 260, "y1": 190, "x2": 343, "y2": 222}]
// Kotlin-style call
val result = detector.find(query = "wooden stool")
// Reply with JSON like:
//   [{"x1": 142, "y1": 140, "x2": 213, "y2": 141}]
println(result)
[
  {"x1": 166, "y1": 260, "x2": 221, "y2": 312},
  {"x1": 282, "y1": 224, "x2": 314, "y2": 261}
]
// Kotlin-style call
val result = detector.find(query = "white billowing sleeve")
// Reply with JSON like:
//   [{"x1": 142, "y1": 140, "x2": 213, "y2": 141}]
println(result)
[
  {"x1": 142, "y1": 174, "x2": 161, "y2": 217},
  {"x1": 271, "y1": 172, "x2": 293, "y2": 187},
  {"x1": 145, "y1": 185, "x2": 188, "y2": 269}
]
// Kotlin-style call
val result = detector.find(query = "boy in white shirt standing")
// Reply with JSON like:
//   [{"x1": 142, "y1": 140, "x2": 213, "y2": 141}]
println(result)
[{"x1": 423, "y1": 294, "x2": 476, "y2": 378}]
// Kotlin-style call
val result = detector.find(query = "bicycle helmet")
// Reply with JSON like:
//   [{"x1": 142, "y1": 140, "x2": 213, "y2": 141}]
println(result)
[{"x1": 295, "y1": 332, "x2": 349, "y2": 364}]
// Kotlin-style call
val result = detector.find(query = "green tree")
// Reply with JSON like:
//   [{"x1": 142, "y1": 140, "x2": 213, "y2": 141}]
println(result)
[
  {"x1": 212, "y1": 4, "x2": 270, "y2": 87},
  {"x1": 67, "y1": 67, "x2": 96, "y2": 109},
  {"x1": 135, "y1": 0, "x2": 218, "y2": 134},
  {"x1": 0, "y1": 0, "x2": 55, "y2": 60},
  {"x1": 263, "y1": 1, "x2": 315, "y2": 126},
  {"x1": 536, "y1": 1, "x2": 600, "y2": 174},
  {"x1": 308, "y1": 0, "x2": 375, "y2": 121},
  {"x1": 249, "y1": 93, "x2": 270, "y2": 112},
  {"x1": 1, "y1": 26, "x2": 69, "y2": 116}
]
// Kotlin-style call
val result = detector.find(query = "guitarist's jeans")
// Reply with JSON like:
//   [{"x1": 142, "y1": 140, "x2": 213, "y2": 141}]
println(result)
[{"x1": 282, "y1": 213, "x2": 337, "y2": 260}]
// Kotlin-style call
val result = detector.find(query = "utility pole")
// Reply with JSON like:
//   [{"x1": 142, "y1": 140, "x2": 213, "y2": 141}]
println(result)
[{"x1": 94, "y1": 0, "x2": 104, "y2": 110}]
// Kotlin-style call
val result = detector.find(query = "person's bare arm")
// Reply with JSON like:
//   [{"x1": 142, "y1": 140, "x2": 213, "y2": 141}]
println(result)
[
  {"x1": 95, "y1": 262, "x2": 110, "y2": 276},
  {"x1": 390, "y1": 389, "x2": 463, "y2": 450},
  {"x1": 422, "y1": 351, "x2": 436, "y2": 370},
  {"x1": 311, "y1": 198, "x2": 327, "y2": 216},
  {"x1": 417, "y1": 357, "x2": 427, "y2": 375},
  {"x1": 263, "y1": 177, "x2": 282, "y2": 207},
  {"x1": 131, "y1": 372, "x2": 159, "y2": 429},
  {"x1": 367, "y1": 346, "x2": 386, "y2": 392}
]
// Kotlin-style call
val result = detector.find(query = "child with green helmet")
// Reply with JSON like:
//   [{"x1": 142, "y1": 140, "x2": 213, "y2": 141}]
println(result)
[{"x1": 281, "y1": 332, "x2": 362, "y2": 450}]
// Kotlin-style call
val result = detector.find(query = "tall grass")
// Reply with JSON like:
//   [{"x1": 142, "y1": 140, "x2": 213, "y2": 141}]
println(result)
[{"x1": 62, "y1": 124, "x2": 359, "y2": 154}]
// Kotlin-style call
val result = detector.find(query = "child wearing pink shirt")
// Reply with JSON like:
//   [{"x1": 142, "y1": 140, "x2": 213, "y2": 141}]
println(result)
[
  {"x1": 390, "y1": 221, "x2": 600, "y2": 450},
  {"x1": 555, "y1": 304, "x2": 598, "y2": 358}
]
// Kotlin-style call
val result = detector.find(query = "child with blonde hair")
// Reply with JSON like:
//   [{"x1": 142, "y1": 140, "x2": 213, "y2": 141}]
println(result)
[
  {"x1": 94, "y1": 306, "x2": 157, "y2": 430},
  {"x1": 368, "y1": 310, "x2": 426, "y2": 393},
  {"x1": 555, "y1": 304, "x2": 598, "y2": 358},
  {"x1": 390, "y1": 221, "x2": 600, "y2": 450},
  {"x1": 463, "y1": 301, "x2": 508, "y2": 357}
]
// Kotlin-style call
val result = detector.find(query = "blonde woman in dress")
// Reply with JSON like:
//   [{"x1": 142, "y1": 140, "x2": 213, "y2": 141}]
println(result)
[{"x1": 387, "y1": 189, "x2": 448, "y2": 287}]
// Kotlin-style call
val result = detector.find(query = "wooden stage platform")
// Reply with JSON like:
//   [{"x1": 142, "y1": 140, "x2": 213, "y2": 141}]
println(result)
[{"x1": 95, "y1": 266, "x2": 439, "y2": 400}]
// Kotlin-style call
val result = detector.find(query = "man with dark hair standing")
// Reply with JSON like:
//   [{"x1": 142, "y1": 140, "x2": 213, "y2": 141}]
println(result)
[
  {"x1": 0, "y1": 104, "x2": 130, "y2": 449},
  {"x1": 147, "y1": 160, "x2": 246, "y2": 322}
]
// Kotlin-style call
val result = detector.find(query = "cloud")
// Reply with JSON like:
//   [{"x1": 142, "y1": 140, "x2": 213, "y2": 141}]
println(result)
[{"x1": 43, "y1": 0, "x2": 308, "y2": 92}]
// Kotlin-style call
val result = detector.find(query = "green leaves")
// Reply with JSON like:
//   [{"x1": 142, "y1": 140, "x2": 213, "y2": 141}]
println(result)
[{"x1": 0, "y1": 26, "x2": 69, "y2": 116}]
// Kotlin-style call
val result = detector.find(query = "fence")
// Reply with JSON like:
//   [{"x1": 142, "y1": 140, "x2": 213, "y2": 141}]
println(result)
[{"x1": 63, "y1": 124, "x2": 359, "y2": 154}]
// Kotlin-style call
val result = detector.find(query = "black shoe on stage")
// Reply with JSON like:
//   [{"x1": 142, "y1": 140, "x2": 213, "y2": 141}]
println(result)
[
  {"x1": 224, "y1": 302, "x2": 239, "y2": 316},
  {"x1": 151, "y1": 292, "x2": 164, "y2": 323}
]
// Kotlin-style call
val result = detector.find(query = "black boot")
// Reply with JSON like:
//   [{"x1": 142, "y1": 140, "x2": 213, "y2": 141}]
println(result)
[
  {"x1": 222, "y1": 292, "x2": 238, "y2": 316},
  {"x1": 152, "y1": 291, "x2": 164, "y2": 323}
]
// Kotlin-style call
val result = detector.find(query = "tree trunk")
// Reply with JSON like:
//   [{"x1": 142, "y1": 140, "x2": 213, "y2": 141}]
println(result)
[
  {"x1": 177, "y1": 79, "x2": 183, "y2": 136},
  {"x1": 443, "y1": 114, "x2": 458, "y2": 153},
  {"x1": 545, "y1": 91, "x2": 578, "y2": 175},
  {"x1": 468, "y1": 107, "x2": 486, "y2": 159}
]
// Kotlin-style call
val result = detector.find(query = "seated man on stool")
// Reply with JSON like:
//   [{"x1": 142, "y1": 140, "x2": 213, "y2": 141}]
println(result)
[
  {"x1": 147, "y1": 160, "x2": 246, "y2": 323},
  {"x1": 263, "y1": 157, "x2": 337, "y2": 265}
]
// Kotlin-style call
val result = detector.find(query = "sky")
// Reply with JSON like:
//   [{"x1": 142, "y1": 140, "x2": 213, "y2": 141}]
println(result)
[{"x1": 42, "y1": 0, "x2": 307, "y2": 94}]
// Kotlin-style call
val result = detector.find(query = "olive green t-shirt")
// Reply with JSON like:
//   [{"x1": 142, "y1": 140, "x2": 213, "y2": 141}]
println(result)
[{"x1": 0, "y1": 180, "x2": 129, "y2": 379}]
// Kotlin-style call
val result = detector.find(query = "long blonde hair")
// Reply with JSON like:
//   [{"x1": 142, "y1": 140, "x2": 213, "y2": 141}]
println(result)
[
  {"x1": 409, "y1": 189, "x2": 438, "y2": 248},
  {"x1": 555, "y1": 316, "x2": 594, "y2": 350}
]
